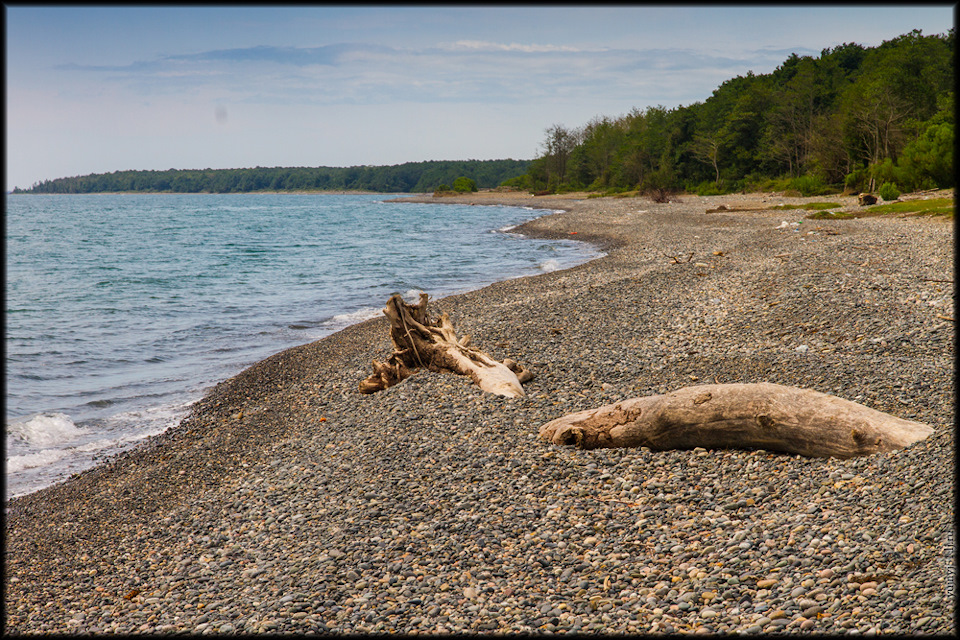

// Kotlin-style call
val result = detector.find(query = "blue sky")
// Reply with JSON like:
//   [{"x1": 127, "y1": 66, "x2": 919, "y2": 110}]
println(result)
[{"x1": 5, "y1": 5, "x2": 955, "y2": 191}]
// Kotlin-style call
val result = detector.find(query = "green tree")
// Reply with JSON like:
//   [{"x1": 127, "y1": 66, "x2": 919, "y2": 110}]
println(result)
[
  {"x1": 452, "y1": 176, "x2": 477, "y2": 193},
  {"x1": 541, "y1": 123, "x2": 579, "y2": 189},
  {"x1": 689, "y1": 134, "x2": 723, "y2": 186},
  {"x1": 895, "y1": 121, "x2": 954, "y2": 190},
  {"x1": 574, "y1": 116, "x2": 626, "y2": 188}
]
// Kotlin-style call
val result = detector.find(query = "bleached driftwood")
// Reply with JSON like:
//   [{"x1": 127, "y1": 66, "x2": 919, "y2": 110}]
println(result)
[
  {"x1": 359, "y1": 293, "x2": 533, "y2": 398},
  {"x1": 539, "y1": 382, "x2": 933, "y2": 458}
]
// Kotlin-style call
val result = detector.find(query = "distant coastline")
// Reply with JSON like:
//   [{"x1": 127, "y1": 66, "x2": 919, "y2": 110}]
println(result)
[
  {"x1": 8, "y1": 189, "x2": 391, "y2": 196},
  {"x1": 10, "y1": 159, "x2": 531, "y2": 195}
]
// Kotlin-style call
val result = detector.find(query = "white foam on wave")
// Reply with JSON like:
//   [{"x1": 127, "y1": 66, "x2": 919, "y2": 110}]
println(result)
[
  {"x1": 521, "y1": 206, "x2": 565, "y2": 214},
  {"x1": 539, "y1": 259, "x2": 562, "y2": 273},
  {"x1": 318, "y1": 290, "x2": 426, "y2": 336},
  {"x1": 6, "y1": 428, "x2": 170, "y2": 477},
  {"x1": 73, "y1": 429, "x2": 166, "y2": 455},
  {"x1": 101, "y1": 399, "x2": 195, "y2": 431},
  {"x1": 7, "y1": 412, "x2": 88, "y2": 448},
  {"x1": 325, "y1": 306, "x2": 383, "y2": 328},
  {"x1": 6, "y1": 448, "x2": 71, "y2": 474},
  {"x1": 5, "y1": 399, "x2": 194, "y2": 499},
  {"x1": 400, "y1": 289, "x2": 425, "y2": 303}
]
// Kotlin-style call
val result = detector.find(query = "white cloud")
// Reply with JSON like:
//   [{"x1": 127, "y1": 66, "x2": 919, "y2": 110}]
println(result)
[
  {"x1": 439, "y1": 40, "x2": 585, "y2": 53},
  {"x1": 45, "y1": 40, "x2": 781, "y2": 110}
]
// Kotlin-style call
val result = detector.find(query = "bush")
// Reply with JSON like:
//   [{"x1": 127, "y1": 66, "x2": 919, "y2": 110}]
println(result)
[
  {"x1": 641, "y1": 165, "x2": 679, "y2": 195},
  {"x1": 746, "y1": 175, "x2": 799, "y2": 194},
  {"x1": 694, "y1": 181, "x2": 727, "y2": 196},
  {"x1": 869, "y1": 158, "x2": 899, "y2": 188},
  {"x1": 788, "y1": 174, "x2": 833, "y2": 197},
  {"x1": 602, "y1": 186, "x2": 630, "y2": 195},
  {"x1": 844, "y1": 167, "x2": 868, "y2": 193},
  {"x1": 896, "y1": 121, "x2": 954, "y2": 190},
  {"x1": 452, "y1": 176, "x2": 478, "y2": 193},
  {"x1": 499, "y1": 175, "x2": 530, "y2": 190},
  {"x1": 878, "y1": 182, "x2": 901, "y2": 201}
]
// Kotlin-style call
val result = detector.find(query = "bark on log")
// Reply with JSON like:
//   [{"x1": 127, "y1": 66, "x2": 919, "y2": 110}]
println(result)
[
  {"x1": 538, "y1": 382, "x2": 933, "y2": 459},
  {"x1": 359, "y1": 293, "x2": 532, "y2": 398}
]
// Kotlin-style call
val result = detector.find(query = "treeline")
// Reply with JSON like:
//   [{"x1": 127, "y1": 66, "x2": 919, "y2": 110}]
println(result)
[
  {"x1": 508, "y1": 29, "x2": 953, "y2": 196},
  {"x1": 13, "y1": 159, "x2": 530, "y2": 194}
]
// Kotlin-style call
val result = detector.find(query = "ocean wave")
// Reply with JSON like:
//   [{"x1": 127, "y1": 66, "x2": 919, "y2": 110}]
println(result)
[
  {"x1": 324, "y1": 307, "x2": 383, "y2": 328},
  {"x1": 287, "y1": 323, "x2": 316, "y2": 330},
  {"x1": 6, "y1": 412, "x2": 88, "y2": 448},
  {"x1": 6, "y1": 448, "x2": 71, "y2": 474},
  {"x1": 99, "y1": 399, "x2": 195, "y2": 431},
  {"x1": 6, "y1": 428, "x2": 168, "y2": 481}
]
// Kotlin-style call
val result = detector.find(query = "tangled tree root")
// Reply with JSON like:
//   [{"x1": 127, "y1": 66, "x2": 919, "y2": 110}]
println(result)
[{"x1": 359, "y1": 293, "x2": 532, "y2": 398}]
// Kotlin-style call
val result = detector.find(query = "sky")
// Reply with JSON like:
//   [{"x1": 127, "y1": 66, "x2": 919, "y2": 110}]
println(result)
[{"x1": 4, "y1": 5, "x2": 955, "y2": 191}]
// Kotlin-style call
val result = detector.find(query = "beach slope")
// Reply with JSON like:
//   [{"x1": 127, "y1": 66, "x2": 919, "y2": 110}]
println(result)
[{"x1": 5, "y1": 191, "x2": 954, "y2": 635}]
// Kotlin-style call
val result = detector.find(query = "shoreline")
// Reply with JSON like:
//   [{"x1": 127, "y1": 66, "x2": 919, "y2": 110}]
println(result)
[
  {"x1": 7, "y1": 189, "x2": 397, "y2": 196},
  {"x1": 5, "y1": 191, "x2": 954, "y2": 634},
  {"x1": 4, "y1": 193, "x2": 599, "y2": 501}
]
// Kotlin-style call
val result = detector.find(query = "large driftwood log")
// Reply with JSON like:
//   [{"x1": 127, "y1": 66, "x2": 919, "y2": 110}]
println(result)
[
  {"x1": 539, "y1": 382, "x2": 933, "y2": 459},
  {"x1": 359, "y1": 293, "x2": 533, "y2": 398}
]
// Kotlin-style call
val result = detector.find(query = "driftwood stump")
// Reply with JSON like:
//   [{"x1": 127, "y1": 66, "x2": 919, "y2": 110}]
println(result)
[
  {"x1": 359, "y1": 293, "x2": 533, "y2": 398},
  {"x1": 539, "y1": 382, "x2": 933, "y2": 459}
]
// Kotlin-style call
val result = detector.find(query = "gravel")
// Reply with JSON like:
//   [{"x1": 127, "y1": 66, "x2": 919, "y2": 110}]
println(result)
[{"x1": 5, "y1": 191, "x2": 955, "y2": 635}]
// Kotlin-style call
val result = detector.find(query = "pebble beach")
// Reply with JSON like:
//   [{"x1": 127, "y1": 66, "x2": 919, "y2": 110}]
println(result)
[{"x1": 4, "y1": 190, "x2": 955, "y2": 635}]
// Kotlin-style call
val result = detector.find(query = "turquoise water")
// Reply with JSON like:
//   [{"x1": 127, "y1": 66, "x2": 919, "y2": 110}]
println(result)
[{"x1": 5, "y1": 193, "x2": 601, "y2": 499}]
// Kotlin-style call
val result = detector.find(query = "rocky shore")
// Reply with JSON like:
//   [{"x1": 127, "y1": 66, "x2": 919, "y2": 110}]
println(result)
[{"x1": 5, "y1": 190, "x2": 955, "y2": 635}]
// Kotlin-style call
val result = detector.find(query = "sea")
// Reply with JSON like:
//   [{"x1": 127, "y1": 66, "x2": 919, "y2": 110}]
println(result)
[{"x1": 5, "y1": 193, "x2": 602, "y2": 501}]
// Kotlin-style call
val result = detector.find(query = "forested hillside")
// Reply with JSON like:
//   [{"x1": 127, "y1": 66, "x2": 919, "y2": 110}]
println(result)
[
  {"x1": 13, "y1": 159, "x2": 530, "y2": 194},
  {"x1": 509, "y1": 29, "x2": 953, "y2": 196}
]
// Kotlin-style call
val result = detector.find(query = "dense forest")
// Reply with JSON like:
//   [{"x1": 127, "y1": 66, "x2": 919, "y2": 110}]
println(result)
[
  {"x1": 13, "y1": 159, "x2": 530, "y2": 194},
  {"x1": 508, "y1": 29, "x2": 953, "y2": 197}
]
